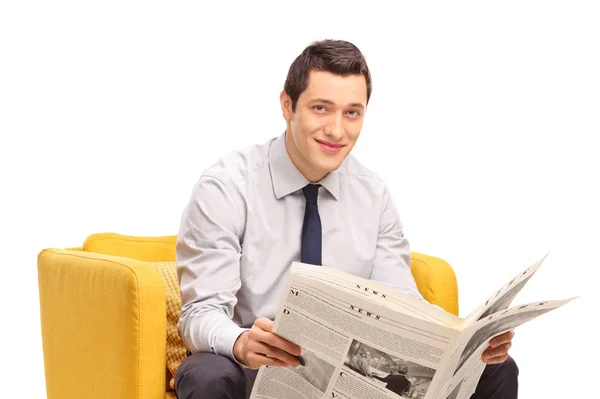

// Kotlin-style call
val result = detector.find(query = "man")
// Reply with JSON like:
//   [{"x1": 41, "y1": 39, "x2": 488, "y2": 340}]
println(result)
[
  {"x1": 350, "y1": 349, "x2": 373, "y2": 377},
  {"x1": 372, "y1": 364, "x2": 412, "y2": 397},
  {"x1": 174, "y1": 39, "x2": 518, "y2": 399}
]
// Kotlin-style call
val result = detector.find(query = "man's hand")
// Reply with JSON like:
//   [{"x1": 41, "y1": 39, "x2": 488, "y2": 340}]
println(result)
[
  {"x1": 233, "y1": 317, "x2": 302, "y2": 369},
  {"x1": 482, "y1": 330, "x2": 514, "y2": 364}
]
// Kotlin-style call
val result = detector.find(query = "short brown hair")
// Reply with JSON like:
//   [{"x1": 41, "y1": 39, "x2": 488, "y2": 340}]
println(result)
[{"x1": 283, "y1": 39, "x2": 372, "y2": 112}]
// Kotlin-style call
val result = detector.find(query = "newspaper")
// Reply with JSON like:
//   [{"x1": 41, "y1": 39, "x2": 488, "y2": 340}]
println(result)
[{"x1": 249, "y1": 254, "x2": 575, "y2": 399}]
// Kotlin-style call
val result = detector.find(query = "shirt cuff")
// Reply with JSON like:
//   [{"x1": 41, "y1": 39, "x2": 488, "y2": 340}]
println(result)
[{"x1": 215, "y1": 325, "x2": 251, "y2": 366}]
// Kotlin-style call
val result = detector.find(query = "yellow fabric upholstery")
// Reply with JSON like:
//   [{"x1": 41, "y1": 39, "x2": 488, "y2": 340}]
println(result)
[
  {"x1": 146, "y1": 261, "x2": 186, "y2": 391},
  {"x1": 411, "y1": 252, "x2": 459, "y2": 315},
  {"x1": 37, "y1": 232, "x2": 459, "y2": 399},
  {"x1": 83, "y1": 232, "x2": 177, "y2": 262},
  {"x1": 37, "y1": 248, "x2": 167, "y2": 399}
]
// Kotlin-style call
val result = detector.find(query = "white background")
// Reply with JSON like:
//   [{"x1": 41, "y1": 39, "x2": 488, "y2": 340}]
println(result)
[{"x1": 1, "y1": 1, "x2": 598, "y2": 398}]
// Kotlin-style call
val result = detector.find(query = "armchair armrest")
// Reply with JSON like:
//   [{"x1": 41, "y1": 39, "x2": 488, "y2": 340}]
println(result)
[
  {"x1": 37, "y1": 249, "x2": 167, "y2": 399},
  {"x1": 411, "y1": 252, "x2": 459, "y2": 316}
]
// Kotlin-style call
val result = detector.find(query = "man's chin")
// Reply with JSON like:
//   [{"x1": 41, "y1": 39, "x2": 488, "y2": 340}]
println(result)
[{"x1": 314, "y1": 160, "x2": 343, "y2": 176}]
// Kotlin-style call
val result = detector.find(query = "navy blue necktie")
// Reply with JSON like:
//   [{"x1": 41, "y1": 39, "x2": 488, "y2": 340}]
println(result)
[{"x1": 301, "y1": 184, "x2": 322, "y2": 266}]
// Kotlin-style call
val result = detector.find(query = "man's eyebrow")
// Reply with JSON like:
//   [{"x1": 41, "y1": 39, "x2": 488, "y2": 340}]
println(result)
[{"x1": 309, "y1": 98, "x2": 365, "y2": 109}]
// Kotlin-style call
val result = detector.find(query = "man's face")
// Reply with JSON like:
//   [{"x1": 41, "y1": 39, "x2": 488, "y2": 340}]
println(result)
[{"x1": 281, "y1": 70, "x2": 367, "y2": 182}]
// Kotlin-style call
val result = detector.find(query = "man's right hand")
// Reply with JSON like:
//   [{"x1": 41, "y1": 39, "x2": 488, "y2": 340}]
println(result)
[{"x1": 233, "y1": 317, "x2": 302, "y2": 369}]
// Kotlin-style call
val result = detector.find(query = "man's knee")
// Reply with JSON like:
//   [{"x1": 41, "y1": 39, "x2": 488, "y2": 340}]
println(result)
[
  {"x1": 473, "y1": 356, "x2": 519, "y2": 398},
  {"x1": 494, "y1": 356, "x2": 519, "y2": 398},
  {"x1": 175, "y1": 352, "x2": 247, "y2": 399},
  {"x1": 501, "y1": 356, "x2": 519, "y2": 381}
]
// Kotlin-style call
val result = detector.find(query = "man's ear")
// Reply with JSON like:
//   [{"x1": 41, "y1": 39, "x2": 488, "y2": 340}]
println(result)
[{"x1": 280, "y1": 90, "x2": 293, "y2": 121}]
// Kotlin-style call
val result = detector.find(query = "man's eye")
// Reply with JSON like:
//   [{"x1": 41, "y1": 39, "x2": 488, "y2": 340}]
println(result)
[
  {"x1": 348, "y1": 110, "x2": 360, "y2": 117},
  {"x1": 314, "y1": 105, "x2": 326, "y2": 112}
]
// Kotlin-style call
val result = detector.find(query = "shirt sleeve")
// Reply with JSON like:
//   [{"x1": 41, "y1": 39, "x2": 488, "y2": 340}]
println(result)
[
  {"x1": 176, "y1": 175, "x2": 249, "y2": 363},
  {"x1": 369, "y1": 184, "x2": 424, "y2": 300}
]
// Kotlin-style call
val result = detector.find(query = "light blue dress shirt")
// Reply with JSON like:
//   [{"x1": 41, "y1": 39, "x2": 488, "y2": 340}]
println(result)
[{"x1": 176, "y1": 132, "x2": 423, "y2": 361}]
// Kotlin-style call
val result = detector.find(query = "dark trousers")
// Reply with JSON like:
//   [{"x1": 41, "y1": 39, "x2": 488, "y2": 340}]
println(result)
[
  {"x1": 174, "y1": 353, "x2": 518, "y2": 399},
  {"x1": 471, "y1": 356, "x2": 519, "y2": 399},
  {"x1": 175, "y1": 352, "x2": 258, "y2": 399}
]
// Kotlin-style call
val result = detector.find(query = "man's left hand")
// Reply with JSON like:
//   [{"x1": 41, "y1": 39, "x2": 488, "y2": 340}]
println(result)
[{"x1": 482, "y1": 330, "x2": 514, "y2": 364}]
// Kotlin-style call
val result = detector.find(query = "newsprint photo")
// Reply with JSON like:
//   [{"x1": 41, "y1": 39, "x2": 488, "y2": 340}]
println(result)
[{"x1": 249, "y1": 254, "x2": 575, "y2": 399}]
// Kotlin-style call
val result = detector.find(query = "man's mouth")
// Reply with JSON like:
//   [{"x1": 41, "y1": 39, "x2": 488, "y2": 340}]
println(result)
[{"x1": 316, "y1": 139, "x2": 345, "y2": 153}]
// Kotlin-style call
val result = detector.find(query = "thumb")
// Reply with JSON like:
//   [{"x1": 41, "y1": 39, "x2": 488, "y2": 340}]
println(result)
[{"x1": 255, "y1": 317, "x2": 274, "y2": 332}]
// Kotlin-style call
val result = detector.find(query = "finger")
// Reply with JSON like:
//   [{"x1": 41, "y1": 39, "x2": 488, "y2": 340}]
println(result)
[
  {"x1": 265, "y1": 331, "x2": 301, "y2": 356},
  {"x1": 251, "y1": 327, "x2": 302, "y2": 356},
  {"x1": 482, "y1": 342, "x2": 512, "y2": 361},
  {"x1": 248, "y1": 340, "x2": 301, "y2": 367},
  {"x1": 489, "y1": 330, "x2": 515, "y2": 348},
  {"x1": 483, "y1": 353, "x2": 509, "y2": 365},
  {"x1": 484, "y1": 341, "x2": 512, "y2": 358},
  {"x1": 488, "y1": 331, "x2": 510, "y2": 348},
  {"x1": 254, "y1": 317, "x2": 274, "y2": 332},
  {"x1": 246, "y1": 352, "x2": 288, "y2": 369}
]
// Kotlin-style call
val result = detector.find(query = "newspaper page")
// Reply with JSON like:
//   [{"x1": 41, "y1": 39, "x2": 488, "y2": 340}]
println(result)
[
  {"x1": 250, "y1": 263, "x2": 462, "y2": 399},
  {"x1": 432, "y1": 297, "x2": 576, "y2": 399},
  {"x1": 435, "y1": 361, "x2": 485, "y2": 399},
  {"x1": 292, "y1": 262, "x2": 462, "y2": 328},
  {"x1": 461, "y1": 253, "x2": 549, "y2": 327}
]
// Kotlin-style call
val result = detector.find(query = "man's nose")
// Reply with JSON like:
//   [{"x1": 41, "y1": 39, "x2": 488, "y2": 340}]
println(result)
[{"x1": 327, "y1": 114, "x2": 344, "y2": 140}]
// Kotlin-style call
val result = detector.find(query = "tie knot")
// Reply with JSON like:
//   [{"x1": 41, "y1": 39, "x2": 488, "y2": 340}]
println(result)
[{"x1": 302, "y1": 184, "x2": 320, "y2": 204}]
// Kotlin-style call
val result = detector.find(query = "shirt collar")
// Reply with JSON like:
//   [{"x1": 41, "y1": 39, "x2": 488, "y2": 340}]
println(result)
[{"x1": 268, "y1": 131, "x2": 340, "y2": 201}]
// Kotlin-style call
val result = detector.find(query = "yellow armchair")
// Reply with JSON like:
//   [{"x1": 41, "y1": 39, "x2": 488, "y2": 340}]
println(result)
[{"x1": 37, "y1": 233, "x2": 459, "y2": 399}]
